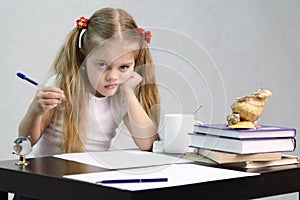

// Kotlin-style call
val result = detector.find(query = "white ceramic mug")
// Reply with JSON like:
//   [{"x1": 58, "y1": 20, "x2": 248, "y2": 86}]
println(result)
[{"x1": 163, "y1": 114, "x2": 194, "y2": 153}]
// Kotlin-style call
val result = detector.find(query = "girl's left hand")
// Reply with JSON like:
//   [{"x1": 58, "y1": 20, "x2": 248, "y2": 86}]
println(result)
[{"x1": 119, "y1": 71, "x2": 142, "y2": 95}]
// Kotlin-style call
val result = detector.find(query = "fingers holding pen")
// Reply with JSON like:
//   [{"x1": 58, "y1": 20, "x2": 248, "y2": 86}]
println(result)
[
  {"x1": 37, "y1": 86, "x2": 66, "y2": 104},
  {"x1": 32, "y1": 86, "x2": 66, "y2": 115}
]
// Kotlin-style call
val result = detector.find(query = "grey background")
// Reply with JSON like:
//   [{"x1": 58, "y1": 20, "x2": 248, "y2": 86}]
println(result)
[{"x1": 1, "y1": 1, "x2": 299, "y2": 199}]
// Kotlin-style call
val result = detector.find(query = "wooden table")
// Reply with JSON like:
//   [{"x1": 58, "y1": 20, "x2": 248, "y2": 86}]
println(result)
[{"x1": 0, "y1": 156, "x2": 300, "y2": 200}]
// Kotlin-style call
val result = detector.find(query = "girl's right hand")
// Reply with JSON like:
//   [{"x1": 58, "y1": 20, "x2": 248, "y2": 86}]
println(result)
[{"x1": 30, "y1": 86, "x2": 65, "y2": 116}]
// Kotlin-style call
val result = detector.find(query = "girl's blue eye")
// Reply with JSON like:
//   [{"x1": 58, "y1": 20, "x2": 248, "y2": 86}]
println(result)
[{"x1": 98, "y1": 63, "x2": 107, "y2": 68}]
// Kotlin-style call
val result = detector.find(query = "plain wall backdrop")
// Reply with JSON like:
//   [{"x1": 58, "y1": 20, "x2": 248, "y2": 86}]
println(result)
[{"x1": 1, "y1": 1, "x2": 299, "y2": 199}]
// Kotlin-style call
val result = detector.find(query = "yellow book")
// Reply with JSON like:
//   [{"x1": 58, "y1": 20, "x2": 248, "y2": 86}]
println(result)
[
  {"x1": 194, "y1": 148, "x2": 282, "y2": 164},
  {"x1": 223, "y1": 155, "x2": 299, "y2": 169},
  {"x1": 184, "y1": 153, "x2": 218, "y2": 165}
]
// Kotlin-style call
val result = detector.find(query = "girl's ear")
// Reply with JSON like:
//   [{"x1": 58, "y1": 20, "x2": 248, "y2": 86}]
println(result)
[{"x1": 80, "y1": 60, "x2": 87, "y2": 71}]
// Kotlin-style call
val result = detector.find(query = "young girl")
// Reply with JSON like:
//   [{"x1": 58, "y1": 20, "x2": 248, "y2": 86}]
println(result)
[{"x1": 18, "y1": 7, "x2": 160, "y2": 158}]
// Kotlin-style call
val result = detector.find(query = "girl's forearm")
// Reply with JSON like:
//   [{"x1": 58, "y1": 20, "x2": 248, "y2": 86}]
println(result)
[
  {"x1": 18, "y1": 104, "x2": 44, "y2": 144},
  {"x1": 123, "y1": 89, "x2": 158, "y2": 150},
  {"x1": 18, "y1": 86, "x2": 63, "y2": 144}
]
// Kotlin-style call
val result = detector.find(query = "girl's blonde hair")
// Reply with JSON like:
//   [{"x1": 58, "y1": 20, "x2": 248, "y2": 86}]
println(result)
[{"x1": 51, "y1": 8, "x2": 160, "y2": 153}]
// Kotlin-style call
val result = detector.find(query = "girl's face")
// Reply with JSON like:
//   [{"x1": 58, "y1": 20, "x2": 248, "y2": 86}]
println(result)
[{"x1": 85, "y1": 42, "x2": 136, "y2": 97}]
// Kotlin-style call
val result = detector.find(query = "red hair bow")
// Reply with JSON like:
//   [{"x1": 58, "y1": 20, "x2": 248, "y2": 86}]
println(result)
[
  {"x1": 138, "y1": 28, "x2": 152, "y2": 44},
  {"x1": 76, "y1": 17, "x2": 89, "y2": 30}
]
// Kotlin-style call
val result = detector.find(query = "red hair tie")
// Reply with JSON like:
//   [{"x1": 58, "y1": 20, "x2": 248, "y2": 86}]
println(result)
[
  {"x1": 76, "y1": 16, "x2": 89, "y2": 30},
  {"x1": 138, "y1": 28, "x2": 152, "y2": 44}
]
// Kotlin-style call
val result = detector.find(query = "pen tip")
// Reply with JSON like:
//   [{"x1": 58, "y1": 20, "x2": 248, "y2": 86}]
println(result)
[{"x1": 16, "y1": 72, "x2": 26, "y2": 79}]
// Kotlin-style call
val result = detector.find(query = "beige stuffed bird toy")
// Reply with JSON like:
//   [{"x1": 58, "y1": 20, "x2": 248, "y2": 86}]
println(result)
[{"x1": 227, "y1": 88, "x2": 272, "y2": 129}]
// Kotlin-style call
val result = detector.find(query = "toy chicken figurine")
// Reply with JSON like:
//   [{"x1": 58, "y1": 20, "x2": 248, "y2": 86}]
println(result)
[{"x1": 227, "y1": 88, "x2": 272, "y2": 129}]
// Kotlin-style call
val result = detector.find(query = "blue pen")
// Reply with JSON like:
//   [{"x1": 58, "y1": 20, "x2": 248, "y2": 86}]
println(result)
[
  {"x1": 96, "y1": 178, "x2": 168, "y2": 184},
  {"x1": 16, "y1": 71, "x2": 67, "y2": 102},
  {"x1": 16, "y1": 72, "x2": 40, "y2": 87}
]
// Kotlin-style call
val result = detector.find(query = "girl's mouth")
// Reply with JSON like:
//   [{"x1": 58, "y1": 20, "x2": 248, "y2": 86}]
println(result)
[{"x1": 104, "y1": 84, "x2": 117, "y2": 89}]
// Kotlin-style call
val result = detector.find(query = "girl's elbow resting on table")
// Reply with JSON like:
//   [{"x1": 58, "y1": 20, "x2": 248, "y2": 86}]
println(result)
[{"x1": 134, "y1": 134, "x2": 158, "y2": 151}]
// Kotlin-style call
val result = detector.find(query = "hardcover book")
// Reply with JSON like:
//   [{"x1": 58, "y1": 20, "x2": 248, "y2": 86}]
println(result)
[
  {"x1": 189, "y1": 133, "x2": 296, "y2": 154},
  {"x1": 193, "y1": 148, "x2": 282, "y2": 164},
  {"x1": 222, "y1": 155, "x2": 299, "y2": 169},
  {"x1": 194, "y1": 124, "x2": 296, "y2": 139},
  {"x1": 183, "y1": 153, "x2": 218, "y2": 165}
]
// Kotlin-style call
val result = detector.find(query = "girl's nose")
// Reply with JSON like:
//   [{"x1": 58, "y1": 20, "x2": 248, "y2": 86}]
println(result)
[{"x1": 105, "y1": 69, "x2": 119, "y2": 82}]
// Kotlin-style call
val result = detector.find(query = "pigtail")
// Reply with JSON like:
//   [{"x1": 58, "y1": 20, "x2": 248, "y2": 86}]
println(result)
[
  {"x1": 51, "y1": 28, "x2": 88, "y2": 153},
  {"x1": 135, "y1": 42, "x2": 160, "y2": 127}
]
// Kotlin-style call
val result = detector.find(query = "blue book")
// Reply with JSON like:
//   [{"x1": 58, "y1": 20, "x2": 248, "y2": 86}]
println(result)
[
  {"x1": 194, "y1": 124, "x2": 296, "y2": 139},
  {"x1": 189, "y1": 132, "x2": 296, "y2": 154}
]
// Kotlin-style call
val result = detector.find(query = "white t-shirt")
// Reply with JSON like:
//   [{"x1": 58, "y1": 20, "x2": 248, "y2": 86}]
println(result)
[{"x1": 30, "y1": 75, "x2": 128, "y2": 157}]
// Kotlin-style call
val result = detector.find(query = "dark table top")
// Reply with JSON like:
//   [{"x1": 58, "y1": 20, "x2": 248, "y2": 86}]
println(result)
[{"x1": 0, "y1": 156, "x2": 300, "y2": 200}]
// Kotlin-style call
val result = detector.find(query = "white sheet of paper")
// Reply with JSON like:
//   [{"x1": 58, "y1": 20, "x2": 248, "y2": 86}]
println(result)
[
  {"x1": 53, "y1": 150, "x2": 191, "y2": 169},
  {"x1": 64, "y1": 164, "x2": 260, "y2": 191}
]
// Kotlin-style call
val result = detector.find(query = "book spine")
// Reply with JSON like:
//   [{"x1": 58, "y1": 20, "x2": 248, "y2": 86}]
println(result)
[{"x1": 292, "y1": 138, "x2": 296, "y2": 151}]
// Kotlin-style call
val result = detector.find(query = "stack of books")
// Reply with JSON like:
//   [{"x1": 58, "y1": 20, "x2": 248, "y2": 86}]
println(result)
[{"x1": 186, "y1": 124, "x2": 298, "y2": 168}]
